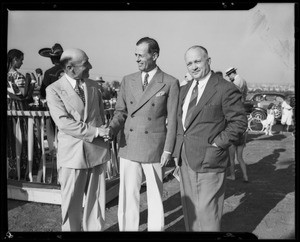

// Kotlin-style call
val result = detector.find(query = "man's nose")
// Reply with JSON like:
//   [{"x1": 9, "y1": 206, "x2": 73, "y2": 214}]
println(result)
[{"x1": 191, "y1": 64, "x2": 198, "y2": 70}]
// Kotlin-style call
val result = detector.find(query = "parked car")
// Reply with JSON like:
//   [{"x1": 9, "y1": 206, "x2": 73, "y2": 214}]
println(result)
[{"x1": 244, "y1": 92, "x2": 294, "y2": 123}]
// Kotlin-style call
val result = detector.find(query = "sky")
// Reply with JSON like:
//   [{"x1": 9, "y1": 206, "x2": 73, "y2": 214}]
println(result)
[{"x1": 7, "y1": 3, "x2": 295, "y2": 85}]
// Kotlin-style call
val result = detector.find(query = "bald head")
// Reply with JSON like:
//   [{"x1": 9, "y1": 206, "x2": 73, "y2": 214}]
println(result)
[
  {"x1": 60, "y1": 48, "x2": 92, "y2": 80},
  {"x1": 60, "y1": 48, "x2": 88, "y2": 66},
  {"x1": 185, "y1": 45, "x2": 208, "y2": 60}
]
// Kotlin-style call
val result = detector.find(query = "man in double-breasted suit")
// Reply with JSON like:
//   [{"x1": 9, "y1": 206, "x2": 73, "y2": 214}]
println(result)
[
  {"x1": 108, "y1": 37, "x2": 179, "y2": 231},
  {"x1": 46, "y1": 48, "x2": 110, "y2": 231},
  {"x1": 173, "y1": 46, "x2": 247, "y2": 231}
]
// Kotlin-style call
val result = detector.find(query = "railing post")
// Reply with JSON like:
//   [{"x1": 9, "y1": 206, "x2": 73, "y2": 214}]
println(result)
[
  {"x1": 41, "y1": 116, "x2": 46, "y2": 183},
  {"x1": 27, "y1": 116, "x2": 34, "y2": 182},
  {"x1": 14, "y1": 117, "x2": 22, "y2": 181}
]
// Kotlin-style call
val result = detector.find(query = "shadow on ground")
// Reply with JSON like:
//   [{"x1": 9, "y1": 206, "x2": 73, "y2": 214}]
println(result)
[
  {"x1": 221, "y1": 148, "x2": 295, "y2": 232},
  {"x1": 105, "y1": 143, "x2": 295, "y2": 233}
]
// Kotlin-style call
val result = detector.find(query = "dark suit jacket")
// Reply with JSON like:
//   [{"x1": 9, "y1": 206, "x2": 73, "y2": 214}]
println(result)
[
  {"x1": 109, "y1": 67, "x2": 179, "y2": 163},
  {"x1": 173, "y1": 72, "x2": 248, "y2": 172},
  {"x1": 40, "y1": 65, "x2": 64, "y2": 98}
]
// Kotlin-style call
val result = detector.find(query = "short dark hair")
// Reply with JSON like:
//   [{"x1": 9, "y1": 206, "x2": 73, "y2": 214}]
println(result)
[
  {"x1": 7, "y1": 49, "x2": 24, "y2": 72},
  {"x1": 136, "y1": 37, "x2": 160, "y2": 55}
]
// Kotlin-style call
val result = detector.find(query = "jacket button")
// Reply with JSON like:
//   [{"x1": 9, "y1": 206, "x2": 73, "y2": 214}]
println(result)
[
  {"x1": 130, "y1": 101, "x2": 133, "y2": 104},
  {"x1": 130, "y1": 128, "x2": 133, "y2": 131},
  {"x1": 152, "y1": 103, "x2": 155, "y2": 106},
  {"x1": 145, "y1": 131, "x2": 148, "y2": 134},
  {"x1": 148, "y1": 117, "x2": 151, "y2": 120}
]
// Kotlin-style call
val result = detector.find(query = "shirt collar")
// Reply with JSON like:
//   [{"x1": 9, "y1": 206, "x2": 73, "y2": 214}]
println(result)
[
  {"x1": 65, "y1": 74, "x2": 85, "y2": 89},
  {"x1": 142, "y1": 66, "x2": 158, "y2": 80},
  {"x1": 193, "y1": 71, "x2": 211, "y2": 87}
]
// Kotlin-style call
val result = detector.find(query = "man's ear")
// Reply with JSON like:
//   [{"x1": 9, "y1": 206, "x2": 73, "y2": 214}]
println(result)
[
  {"x1": 152, "y1": 52, "x2": 159, "y2": 61},
  {"x1": 65, "y1": 64, "x2": 73, "y2": 72},
  {"x1": 207, "y1": 57, "x2": 211, "y2": 65}
]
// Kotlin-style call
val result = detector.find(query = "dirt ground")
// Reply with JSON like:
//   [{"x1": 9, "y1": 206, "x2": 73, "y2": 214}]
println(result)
[{"x1": 4, "y1": 125, "x2": 295, "y2": 239}]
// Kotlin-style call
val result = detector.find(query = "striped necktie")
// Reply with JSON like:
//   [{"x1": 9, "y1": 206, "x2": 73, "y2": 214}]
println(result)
[
  {"x1": 143, "y1": 73, "x2": 149, "y2": 91},
  {"x1": 75, "y1": 80, "x2": 85, "y2": 105},
  {"x1": 184, "y1": 80, "x2": 199, "y2": 128}
]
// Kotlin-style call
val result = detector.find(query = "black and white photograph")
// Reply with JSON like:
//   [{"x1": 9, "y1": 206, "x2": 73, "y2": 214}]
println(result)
[{"x1": 2, "y1": 1, "x2": 296, "y2": 240}]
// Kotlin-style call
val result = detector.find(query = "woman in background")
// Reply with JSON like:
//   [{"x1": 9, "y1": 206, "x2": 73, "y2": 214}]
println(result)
[
  {"x1": 227, "y1": 130, "x2": 249, "y2": 183},
  {"x1": 7, "y1": 49, "x2": 35, "y2": 109},
  {"x1": 261, "y1": 103, "x2": 276, "y2": 136},
  {"x1": 281, "y1": 96, "x2": 294, "y2": 133}
]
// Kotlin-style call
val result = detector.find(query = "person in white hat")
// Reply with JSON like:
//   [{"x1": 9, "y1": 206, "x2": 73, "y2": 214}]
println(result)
[{"x1": 225, "y1": 67, "x2": 248, "y2": 103}]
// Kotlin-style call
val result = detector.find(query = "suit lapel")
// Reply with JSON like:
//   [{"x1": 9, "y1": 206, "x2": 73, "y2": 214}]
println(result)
[
  {"x1": 59, "y1": 76, "x2": 85, "y2": 119},
  {"x1": 132, "y1": 68, "x2": 165, "y2": 113},
  {"x1": 129, "y1": 72, "x2": 144, "y2": 103},
  {"x1": 179, "y1": 81, "x2": 193, "y2": 108},
  {"x1": 184, "y1": 74, "x2": 218, "y2": 130},
  {"x1": 84, "y1": 80, "x2": 93, "y2": 122},
  {"x1": 177, "y1": 82, "x2": 192, "y2": 131}
]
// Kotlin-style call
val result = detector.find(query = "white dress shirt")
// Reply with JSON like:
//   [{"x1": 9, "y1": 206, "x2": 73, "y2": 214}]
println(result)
[
  {"x1": 141, "y1": 66, "x2": 158, "y2": 86},
  {"x1": 65, "y1": 74, "x2": 86, "y2": 90},
  {"x1": 182, "y1": 71, "x2": 211, "y2": 130}
]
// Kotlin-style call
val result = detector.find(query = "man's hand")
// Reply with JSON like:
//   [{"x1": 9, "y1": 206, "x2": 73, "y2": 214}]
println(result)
[
  {"x1": 98, "y1": 125, "x2": 111, "y2": 141},
  {"x1": 160, "y1": 151, "x2": 171, "y2": 167}
]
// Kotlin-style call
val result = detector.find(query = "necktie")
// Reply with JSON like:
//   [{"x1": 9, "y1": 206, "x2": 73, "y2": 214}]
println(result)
[
  {"x1": 184, "y1": 80, "x2": 199, "y2": 128},
  {"x1": 143, "y1": 73, "x2": 149, "y2": 91},
  {"x1": 75, "y1": 80, "x2": 85, "y2": 105}
]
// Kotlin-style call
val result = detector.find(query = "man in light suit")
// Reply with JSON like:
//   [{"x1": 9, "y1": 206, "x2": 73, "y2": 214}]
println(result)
[
  {"x1": 46, "y1": 48, "x2": 110, "y2": 231},
  {"x1": 107, "y1": 37, "x2": 179, "y2": 231},
  {"x1": 173, "y1": 46, "x2": 247, "y2": 231}
]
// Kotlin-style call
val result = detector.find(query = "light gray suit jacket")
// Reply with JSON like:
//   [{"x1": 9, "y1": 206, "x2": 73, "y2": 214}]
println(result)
[
  {"x1": 109, "y1": 68, "x2": 179, "y2": 163},
  {"x1": 46, "y1": 75, "x2": 110, "y2": 169}
]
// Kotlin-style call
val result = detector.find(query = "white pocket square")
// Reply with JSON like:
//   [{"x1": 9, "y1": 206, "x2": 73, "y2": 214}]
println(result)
[{"x1": 156, "y1": 91, "x2": 166, "y2": 97}]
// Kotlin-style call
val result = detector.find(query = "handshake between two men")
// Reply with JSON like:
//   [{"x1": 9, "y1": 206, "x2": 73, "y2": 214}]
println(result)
[{"x1": 97, "y1": 125, "x2": 112, "y2": 142}]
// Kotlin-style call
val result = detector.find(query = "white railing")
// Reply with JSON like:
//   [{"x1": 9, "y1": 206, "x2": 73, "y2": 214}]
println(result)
[
  {"x1": 7, "y1": 108, "x2": 119, "y2": 184},
  {"x1": 7, "y1": 110, "x2": 57, "y2": 183}
]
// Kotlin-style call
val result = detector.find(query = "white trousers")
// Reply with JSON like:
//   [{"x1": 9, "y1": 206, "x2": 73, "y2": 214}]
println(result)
[
  {"x1": 59, "y1": 164, "x2": 106, "y2": 231},
  {"x1": 117, "y1": 158, "x2": 164, "y2": 231}
]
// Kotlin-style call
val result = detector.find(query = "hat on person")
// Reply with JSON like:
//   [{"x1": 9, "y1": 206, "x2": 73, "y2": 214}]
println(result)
[
  {"x1": 225, "y1": 67, "x2": 237, "y2": 76},
  {"x1": 95, "y1": 76, "x2": 105, "y2": 83},
  {"x1": 38, "y1": 43, "x2": 63, "y2": 58}
]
